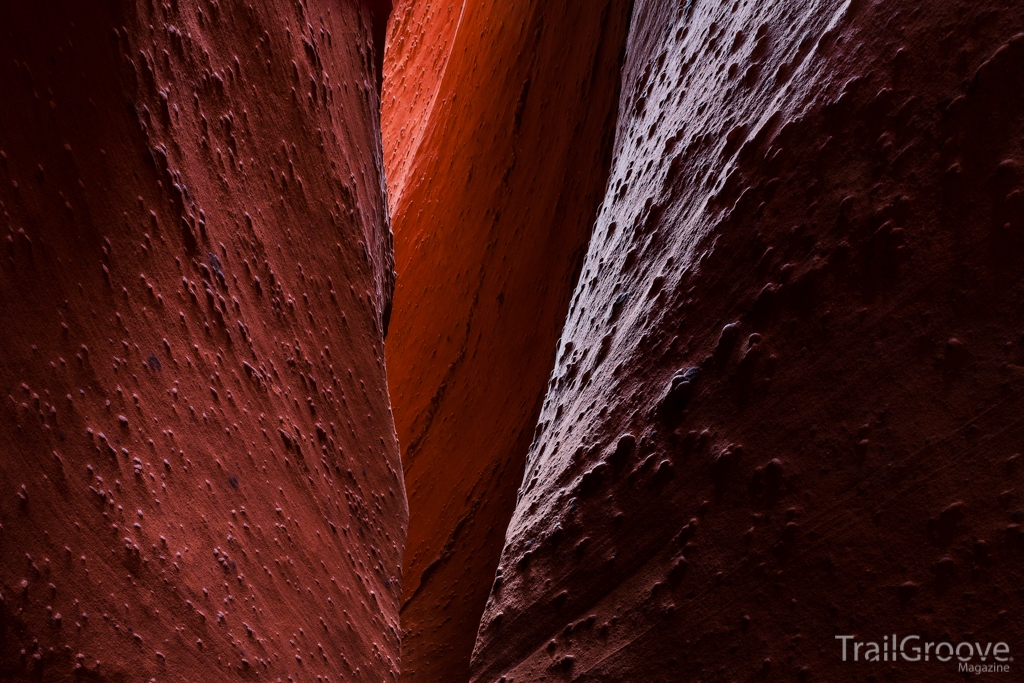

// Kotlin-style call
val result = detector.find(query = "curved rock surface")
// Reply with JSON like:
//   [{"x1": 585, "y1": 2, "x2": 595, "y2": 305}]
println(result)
[
  {"x1": 7, "y1": 0, "x2": 1024, "y2": 680},
  {"x1": 0, "y1": 2, "x2": 402, "y2": 681},
  {"x1": 473, "y1": 1, "x2": 1024, "y2": 681},
  {"x1": 381, "y1": 1, "x2": 631, "y2": 681}
]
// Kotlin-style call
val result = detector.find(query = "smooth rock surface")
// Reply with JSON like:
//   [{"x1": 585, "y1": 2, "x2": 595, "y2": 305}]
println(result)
[{"x1": 381, "y1": 1, "x2": 632, "y2": 681}]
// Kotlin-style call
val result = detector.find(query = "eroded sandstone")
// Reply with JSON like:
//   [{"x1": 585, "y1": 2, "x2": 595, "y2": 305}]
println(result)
[
  {"x1": 381, "y1": 1, "x2": 632, "y2": 681},
  {"x1": 473, "y1": 1, "x2": 1024, "y2": 681},
  {"x1": 0, "y1": 2, "x2": 402, "y2": 680}
]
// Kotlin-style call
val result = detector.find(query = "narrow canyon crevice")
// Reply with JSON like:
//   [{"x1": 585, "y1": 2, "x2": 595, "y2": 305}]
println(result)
[
  {"x1": 380, "y1": 1, "x2": 633, "y2": 681},
  {"x1": 4, "y1": 1, "x2": 1024, "y2": 682}
]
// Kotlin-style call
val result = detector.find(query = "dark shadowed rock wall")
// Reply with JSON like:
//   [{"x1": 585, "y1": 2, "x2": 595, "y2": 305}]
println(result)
[{"x1": 472, "y1": 1, "x2": 1024, "y2": 681}]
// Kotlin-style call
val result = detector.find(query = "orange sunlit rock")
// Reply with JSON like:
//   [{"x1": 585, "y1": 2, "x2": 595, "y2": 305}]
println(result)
[{"x1": 381, "y1": 1, "x2": 632, "y2": 681}]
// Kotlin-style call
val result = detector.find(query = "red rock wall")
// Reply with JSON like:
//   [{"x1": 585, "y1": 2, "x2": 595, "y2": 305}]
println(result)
[
  {"x1": 0, "y1": 2, "x2": 404, "y2": 681},
  {"x1": 380, "y1": 1, "x2": 632, "y2": 681},
  {"x1": 472, "y1": 0, "x2": 1024, "y2": 681}
]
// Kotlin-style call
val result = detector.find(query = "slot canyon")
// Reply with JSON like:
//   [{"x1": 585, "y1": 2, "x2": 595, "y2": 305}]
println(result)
[{"x1": 2, "y1": 2, "x2": 1024, "y2": 683}]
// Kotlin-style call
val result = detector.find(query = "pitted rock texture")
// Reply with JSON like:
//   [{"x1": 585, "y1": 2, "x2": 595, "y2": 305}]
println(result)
[
  {"x1": 0, "y1": 2, "x2": 403, "y2": 681},
  {"x1": 472, "y1": 1, "x2": 1024, "y2": 681},
  {"x1": 381, "y1": 1, "x2": 632, "y2": 681}
]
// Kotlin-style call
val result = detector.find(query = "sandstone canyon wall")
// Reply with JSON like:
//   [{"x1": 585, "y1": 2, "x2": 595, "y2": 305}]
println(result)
[
  {"x1": 380, "y1": 2, "x2": 632, "y2": 681},
  {"x1": 0, "y1": 1, "x2": 404, "y2": 681},
  {"x1": 5, "y1": 0, "x2": 1024, "y2": 681},
  {"x1": 472, "y1": 0, "x2": 1024, "y2": 681}
]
